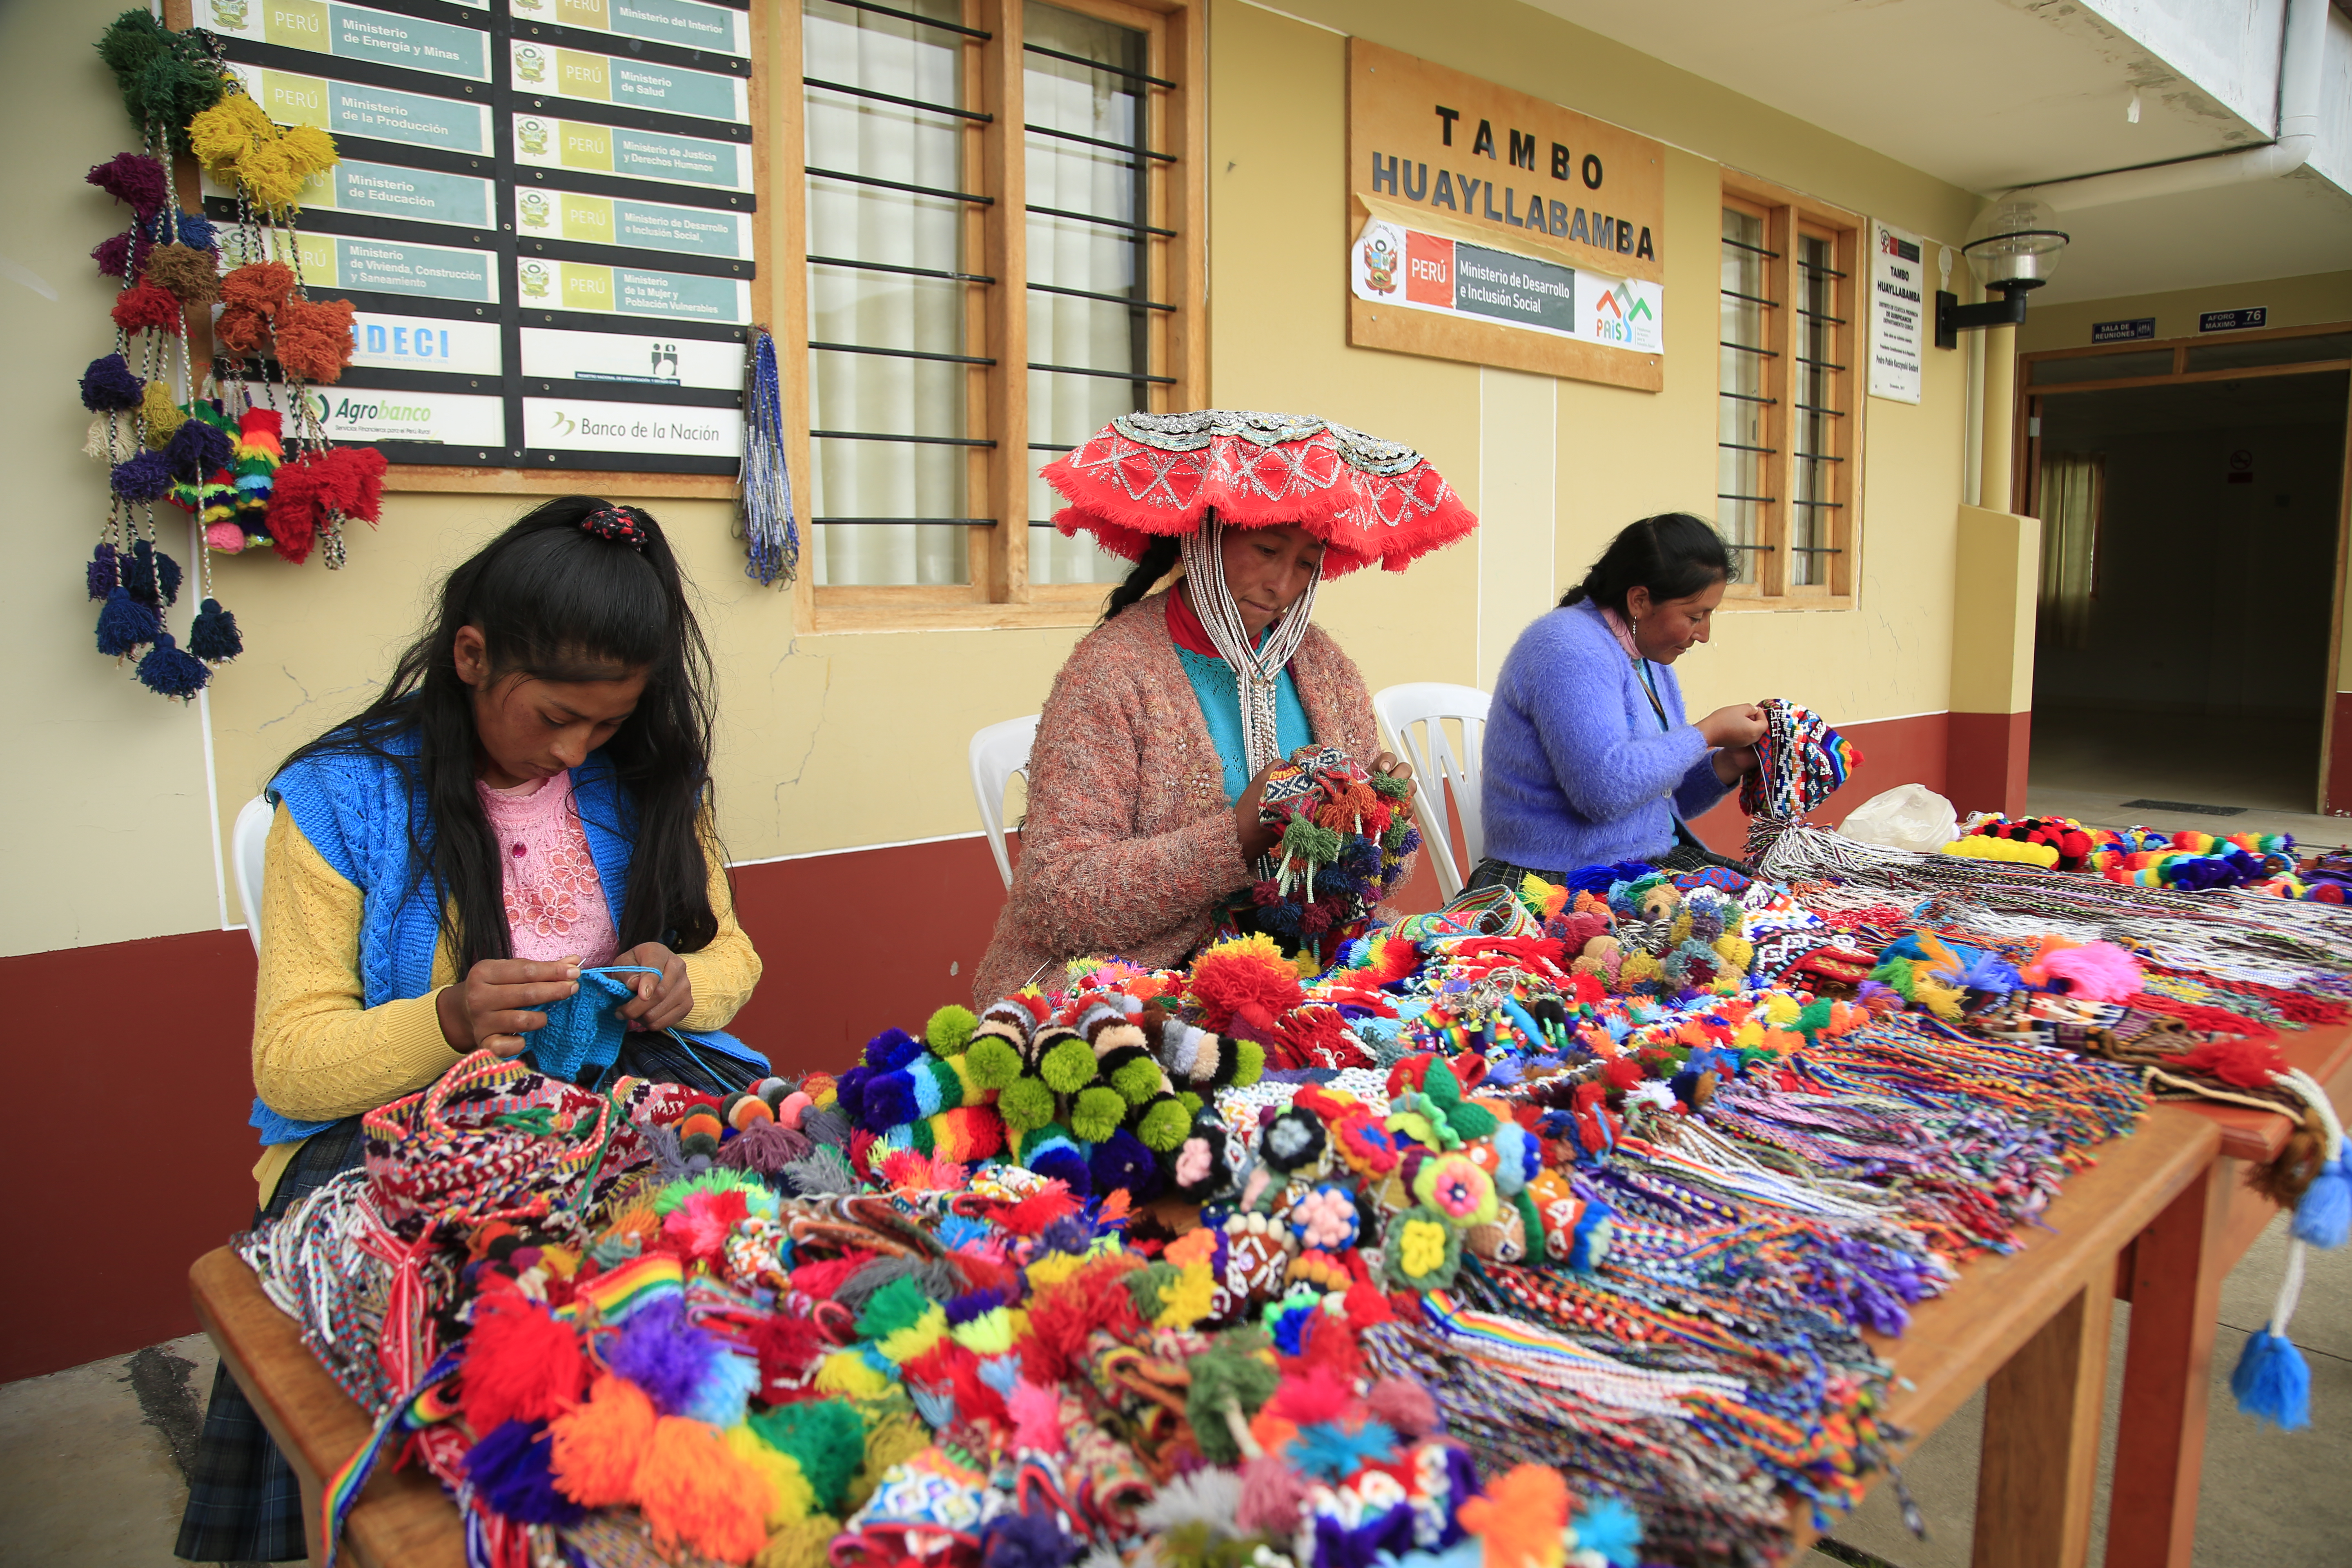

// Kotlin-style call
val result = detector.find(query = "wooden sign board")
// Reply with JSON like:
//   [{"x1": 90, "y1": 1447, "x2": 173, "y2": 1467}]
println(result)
[{"x1": 1346, "y1": 39, "x2": 1666, "y2": 392}]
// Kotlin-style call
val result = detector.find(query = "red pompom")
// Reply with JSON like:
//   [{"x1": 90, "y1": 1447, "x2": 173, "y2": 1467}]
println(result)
[
  {"x1": 111, "y1": 280, "x2": 185, "y2": 334},
  {"x1": 462, "y1": 1294, "x2": 590, "y2": 1434},
  {"x1": 751, "y1": 1312, "x2": 831, "y2": 1402},
  {"x1": 2177, "y1": 1036, "x2": 2287, "y2": 1089},
  {"x1": 273, "y1": 296, "x2": 356, "y2": 384}
]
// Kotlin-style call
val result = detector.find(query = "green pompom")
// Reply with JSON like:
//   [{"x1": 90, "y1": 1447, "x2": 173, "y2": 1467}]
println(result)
[
  {"x1": 925, "y1": 1004, "x2": 977, "y2": 1057},
  {"x1": 1445, "y1": 1100, "x2": 1499, "y2": 1140},
  {"x1": 1793, "y1": 998, "x2": 1835, "y2": 1038},
  {"x1": 1109, "y1": 1054, "x2": 1165, "y2": 1106},
  {"x1": 748, "y1": 1399, "x2": 866, "y2": 1512},
  {"x1": 1230, "y1": 1041, "x2": 1265, "y2": 1088},
  {"x1": 1178, "y1": 1089, "x2": 1204, "y2": 1115},
  {"x1": 855, "y1": 1276, "x2": 932, "y2": 1341},
  {"x1": 1070, "y1": 1085, "x2": 1125, "y2": 1143},
  {"x1": 1039, "y1": 1036, "x2": 1098, "y2": 1094},
  {"x1": 1185, "y1": 1331, "x2": 1278, "y2": 1464},
  {"x1": 1135, "y1": 1096, "x2": 1191, "y2": 1152},
  {"x1": 997, "y1": 1074, "x2": 1055, "y2": 1133},
  {"x1": 1125, "y1": 1260, "x2": 1179, "y2": 1321},
  {"x1": 964, "y1": 1035, "x2": 1022, "y2": 1092},
  {"x1": 1280, "y1": 817, "x2": 1343, "y2": 864},
  {"x1": 1369, "y1": 769, "x2": 1411, "y2": 801}
]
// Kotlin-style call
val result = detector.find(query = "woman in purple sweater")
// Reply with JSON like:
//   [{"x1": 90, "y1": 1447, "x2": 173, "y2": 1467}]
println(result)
[{"x1": 1474, "y1": 514, "x2": 1768, "y2": 885}]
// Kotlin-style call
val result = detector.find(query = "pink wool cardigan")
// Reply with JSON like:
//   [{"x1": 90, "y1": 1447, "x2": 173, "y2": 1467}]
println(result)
[{"x1": 972, "y1": 588, "x2": 1401, "y2": 1005}]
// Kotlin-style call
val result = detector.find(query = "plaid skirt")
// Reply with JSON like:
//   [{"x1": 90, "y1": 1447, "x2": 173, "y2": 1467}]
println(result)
[{"x1": 175, "y1": 1034, "x2": 760, "y2": 1562}]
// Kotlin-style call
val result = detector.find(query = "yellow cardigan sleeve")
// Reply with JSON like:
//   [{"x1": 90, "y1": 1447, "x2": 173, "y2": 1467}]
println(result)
[
  {"x1": 678, "y1": 816, "x2": 762, "y2": 1033},
  {"x1": 250, "y1": 805, "x2": 467, "y2": 1125}
]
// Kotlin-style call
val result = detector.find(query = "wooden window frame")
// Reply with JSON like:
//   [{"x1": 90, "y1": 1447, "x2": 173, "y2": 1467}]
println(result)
[
  {"x1": 1716, "y1": 170, "x2": 1862, "y2": 610},
  {"x1": 775, "y1": 0, "x2": 1207, "y2": 634}
]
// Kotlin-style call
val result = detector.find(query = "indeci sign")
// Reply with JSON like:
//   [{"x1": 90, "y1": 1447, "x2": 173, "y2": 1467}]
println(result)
[{"x1": 1345, "y1": 40, "x2": 1666, "y2": 391}]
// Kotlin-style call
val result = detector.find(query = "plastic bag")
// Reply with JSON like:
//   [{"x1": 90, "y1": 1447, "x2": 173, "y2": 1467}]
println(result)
[{"x1": 1836, "y1": 784, "x2": 1958, "y2": 854}]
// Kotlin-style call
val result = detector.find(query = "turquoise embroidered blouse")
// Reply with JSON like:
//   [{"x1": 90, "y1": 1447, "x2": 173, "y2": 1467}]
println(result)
[{"x1": 1176, "y1": 646, "x2": 1314, "y2": 803}]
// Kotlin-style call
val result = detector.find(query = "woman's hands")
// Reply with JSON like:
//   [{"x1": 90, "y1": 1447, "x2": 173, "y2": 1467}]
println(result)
[
  {"x1": 434, "y1": 943, "x2": 694, "y2": 1056},
  {"x1": 613, "y1": 941, "x2": 694, "y2": 1032},
  {"x1": 1698, "y1": 702, "x2": 1768, "y2": 749},
  {"x1": 437, "y1": 957, "x2": 581, "y2": 1057},
  {"x1": 1712, "y1": 744, "x2": 1760, "y2": 784},
  {"x1": 1233, "y1": 751, "x2": 1417, "y2": 863}
]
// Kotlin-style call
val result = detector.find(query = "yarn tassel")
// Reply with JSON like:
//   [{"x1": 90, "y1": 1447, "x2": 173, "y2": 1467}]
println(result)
[
  {"x1": 2283, "y1": 1067, "x2": 2348, "y2": 1250},
  {"x1": 95, "y1": 586, "x2": 161, "y2": 657},
  {"x1": 2230, "y1": 1238, "x2": 2312, "y2": 1430},
  {"x1": 137, "y1": 632, "x2": 210, "y2": 699},
  {"x1": 738, "y1": 327, "x2": 797, "y2": 587},
  {"x1": 188, "y1": 598, "x2": 244, "y2": 663},
  {"x1": 86, "y1": 541, "x2": 120, "y2": 600}
]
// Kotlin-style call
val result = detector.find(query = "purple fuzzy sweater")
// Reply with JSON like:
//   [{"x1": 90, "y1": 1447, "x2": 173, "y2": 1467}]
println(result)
[{"x1": 1480, "y1": 600, "x2": 1731, "y2": 870}]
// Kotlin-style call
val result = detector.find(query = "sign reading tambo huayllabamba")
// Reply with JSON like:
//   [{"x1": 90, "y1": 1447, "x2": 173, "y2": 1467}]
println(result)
[{"x1": 1347, "y1": 40, "x2": 1666, "y2": 391}]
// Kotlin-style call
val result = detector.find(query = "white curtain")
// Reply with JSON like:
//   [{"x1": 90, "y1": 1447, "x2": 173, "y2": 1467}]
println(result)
[
  {"x1": 2038, "y1": 451, "x2": 2102, "y2": 650},
  {"x1": 804, "y1": 0, "x2": 969, "y2": 586},
  {"x1": 1022, "y1": 2, "x2": 1141, "y2": 586}
]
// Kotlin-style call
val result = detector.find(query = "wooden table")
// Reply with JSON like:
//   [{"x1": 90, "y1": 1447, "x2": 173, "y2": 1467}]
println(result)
[
  {"x1": 2102, "y1": 1021, "x2": 2352, "y2": 1568},
  {"x1": 192, "y1": 1107, "x2": 2223, "y2": 1568},
  {"x1": 190, "y1": 1247, "x2": 465, "y2": 1568}
]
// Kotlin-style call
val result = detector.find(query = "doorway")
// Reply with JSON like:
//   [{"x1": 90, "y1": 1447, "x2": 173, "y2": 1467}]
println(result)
[{"x1": 2016, "y1": 326, "x2": 2351, "y2": 826}]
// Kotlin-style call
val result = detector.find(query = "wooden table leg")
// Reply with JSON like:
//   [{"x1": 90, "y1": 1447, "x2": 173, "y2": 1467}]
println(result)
[
  {"x1": 2105, "y1": 1155, "x2": 2232, "y2": 1568},
  {"x1": 1971, "y1": 1272, "x2": 2114, "y2": 1568}
]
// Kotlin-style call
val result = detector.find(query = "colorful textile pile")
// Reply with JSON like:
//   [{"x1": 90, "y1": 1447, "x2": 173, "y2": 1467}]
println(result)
[
  {"x1": 1224, "y1": 746, "x2": 1420, "y2": 967},
  {"x1": 1947, "y1": 814, "x2": 2333, "y2": 900},
  {"x1": 236, "y1": 817, "x2": 2352, "y2": 1568}
]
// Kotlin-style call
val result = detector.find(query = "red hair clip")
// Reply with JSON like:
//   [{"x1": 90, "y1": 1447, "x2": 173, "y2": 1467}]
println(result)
[{"x1": 581, "y1": 505, "x2": 650, "y2": 550}]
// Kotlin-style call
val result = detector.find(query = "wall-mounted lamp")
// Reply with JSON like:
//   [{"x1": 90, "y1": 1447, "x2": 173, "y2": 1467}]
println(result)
[{"x1": 1934, "y1": 197, "x2": 2070, "y2": 350}]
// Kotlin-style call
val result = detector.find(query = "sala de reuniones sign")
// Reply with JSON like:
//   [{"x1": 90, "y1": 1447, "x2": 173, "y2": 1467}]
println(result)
[{"x1": 1346, "y1": 40, "x2": 1666, "y2": 392}]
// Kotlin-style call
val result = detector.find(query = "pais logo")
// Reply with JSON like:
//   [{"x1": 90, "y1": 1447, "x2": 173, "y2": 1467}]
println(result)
[
  {"x1": 1590, "y1": 281, "x2": 1651, "y2": 343},
  {"x1": 207, "y1": 0, "x2": 249, "y2": 26},
  {"x1": 519, "y1": 260, "x2": 552, "y2": 298},
  {"x1": 517, "y1": 118, "x2": 551, "y2": 156},
  {"x1": 514, "y1": 46, "x2": 549, "y2": 85},
  {"x1": 1360, "y1": 233, "x2": 1398, "y2": 294},
  {"x1": 518, "y1": 190, "x2": 552, "y2": 229}
]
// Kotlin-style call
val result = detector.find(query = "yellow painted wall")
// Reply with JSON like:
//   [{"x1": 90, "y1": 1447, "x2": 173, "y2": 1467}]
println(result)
[
  {"x1": 6, "y1": 0, "x2": 1988, "y2": 958},
  {"x1": 2018, "y1": 269, "x2": 2352, "y2": 352}
]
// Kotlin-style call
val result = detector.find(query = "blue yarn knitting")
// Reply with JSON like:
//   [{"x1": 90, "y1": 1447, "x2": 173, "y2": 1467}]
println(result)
[{"x1": 526, "y1": 965, "x2": 661, "y2": 1082}]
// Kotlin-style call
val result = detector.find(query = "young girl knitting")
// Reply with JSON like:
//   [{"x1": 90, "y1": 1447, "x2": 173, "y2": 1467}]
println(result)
[{"x1": 178, "y1": 495, "x2": 765, "y2": 1564}]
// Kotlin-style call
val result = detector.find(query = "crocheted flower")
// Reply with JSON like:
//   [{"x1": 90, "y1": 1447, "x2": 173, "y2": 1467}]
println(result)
[
  {"x1": 1261, "y1": 1107, "x2": 1330, "y2": 1175},
  {"x1": 1383, "y1": 1206, "x2": 1461, "y2": 1289},
  {"x1": 1333, "y1": 1108, "x2": 1401, "y2": 1176},
  {"x1": 1174, "y1": 1136, "x2": 1215, "y2": 1190},
  {"x1": 510, "y1": 878, "x2": 583, "y2": 940},
  {"x1": 1412, "y1": 1154, "x2": 1498, "y2": 1227},
  {"x1": 1288, "y1": 1183, "x2": 1361, "y2": 1251}
]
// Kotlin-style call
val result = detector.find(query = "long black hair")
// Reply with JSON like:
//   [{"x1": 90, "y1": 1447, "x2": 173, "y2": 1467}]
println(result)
[
  {"x1": 283, "y1": 495, "x2": 719, "y2": 970},
  {"x1": 1560, "y1": 512, "x2": 1736, "y2": 612},
  {"x1": 1101, "y1": 533, "x2": 1183, "y2": 621}
]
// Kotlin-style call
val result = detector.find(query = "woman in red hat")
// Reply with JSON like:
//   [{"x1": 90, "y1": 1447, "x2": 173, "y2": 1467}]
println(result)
[{"x1": 971, "y1": 412, "x2": 1476, "y2": 1003}]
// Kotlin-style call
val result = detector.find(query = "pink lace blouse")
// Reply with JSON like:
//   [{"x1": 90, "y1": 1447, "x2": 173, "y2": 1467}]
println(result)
[{"x1": 478, "y1": 771, "x2": 619, "y2": 966}]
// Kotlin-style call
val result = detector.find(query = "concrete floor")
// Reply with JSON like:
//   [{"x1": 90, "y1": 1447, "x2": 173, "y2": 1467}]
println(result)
[
  {"x1": 1, "y1": 1217, "x2": 2339, "y2": 1566},
  {"x1": 2027, "y1": 704, "x2": 2351, "y2": 850}
]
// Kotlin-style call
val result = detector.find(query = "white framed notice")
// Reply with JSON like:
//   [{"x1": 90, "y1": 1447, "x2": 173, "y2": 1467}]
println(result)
[{"x1": 1869, "y1": 220, "x2": 1926, "y2": 405}]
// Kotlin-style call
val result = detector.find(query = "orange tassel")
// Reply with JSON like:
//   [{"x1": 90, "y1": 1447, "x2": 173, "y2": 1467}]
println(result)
[
  {"x1": 633, "y1": 1414, "x2": 775, "y2": 1563},
  {"x1": 548, "y1": 1374, "x2": 656, "y2": 1507},
  {"x1": 1458, "y1": 1463, "x2": 1569, "y2": 1568}
]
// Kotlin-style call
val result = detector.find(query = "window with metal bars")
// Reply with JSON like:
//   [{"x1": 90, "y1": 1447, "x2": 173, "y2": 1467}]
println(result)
[
  {"x1": 797, "y1": 0, "x2": 1186, "y2": 596},
  {"x1": 1715, "y1": 187, "x2": 1858, "y2": 599}
]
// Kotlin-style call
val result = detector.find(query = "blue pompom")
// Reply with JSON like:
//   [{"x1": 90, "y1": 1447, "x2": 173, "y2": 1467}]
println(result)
[
  {"x1": 137, "y1": 633, "x2": 210, "y2": 699},
  {"x1": 860, "y1": 1069, "x2": 919, "y2": 1131},
  {"x1": 176, "y1": 212, "x2": 218, "y2": 250},
  {"x1": 1087, "y1": 1127, "x2": 1160, "y2": 1201},
  {"x1": 79, "y1": 352, "x2": 143, "y2": 411},
  {"x1": 832, "y1": 1064, "x2": 872, "y2": 1125},
  {"x1": 86, "y1": 542, "x2": 120, "y2": 600},
  {"x1": 95, "y1": 586, "x2": 160, "y2": 657},
  {"x1": 164, "y1": 414, "x2": 236, "y2": 481},
  {"x1": 980, "y1": 1510, "x2": 1080, "y2": 1568},
  {"x1": 2230, "y1": 1327, "x2": 2311, "y2": 1430},
  {"x1": 1571, "y1": 1496, "x2": 1644, "y2": 1568},
  {"x1": 464, "y1": 1420, "x2": 585, "y2": 1527},
  {"x1": 2291, "y1": 1157, "x2": 2350, "y2": 1250},
  {"x1": 188, "y1": 598, "x2": 243, "y2": 662},
  {"x1": 110, "y1": 449, "x2": 174, "y2": 500},
  {"x1": 864, "y1": 1026, "x2": 922, "y2": 1073},
  {"x1": 1026, "y1": 1143, "x2": 1091, "y2": 1196}
]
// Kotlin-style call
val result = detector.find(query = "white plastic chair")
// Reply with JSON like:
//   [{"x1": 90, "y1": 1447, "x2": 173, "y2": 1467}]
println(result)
[
  {"x1": 233, "y1": 793, "x2": 275, "y2": 953},
  {"x1": 1373, "y1": 683, "x2": 1492, "y2": 900},
  {"x1": 969, "y1": 715, "x2": 1042, "y2": 890}
]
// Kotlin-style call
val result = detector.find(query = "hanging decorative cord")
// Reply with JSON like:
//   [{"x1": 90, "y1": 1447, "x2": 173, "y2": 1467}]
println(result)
[
  {"x1": 1179, "y1": 514, "x2": 1321, "y2": 786},
  {"x1": 738, "y1": 326, "x2": 798, "y2": 587}
]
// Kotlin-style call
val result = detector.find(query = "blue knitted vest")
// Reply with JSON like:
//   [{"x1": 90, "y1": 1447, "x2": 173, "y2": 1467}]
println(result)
[{"x1": 250, "y1": 725, "x2": 763, "y2": 1145}]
